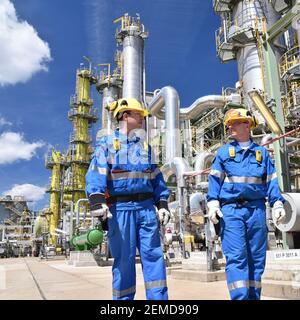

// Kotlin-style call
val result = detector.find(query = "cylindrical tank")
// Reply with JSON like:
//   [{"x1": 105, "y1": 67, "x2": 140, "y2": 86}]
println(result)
[
  {"x1": 71, "y1": 228, "x2": 104, "y2": 251},
  {"x1": 272, "y1": 193, "x2": 300, "y2": 232}
]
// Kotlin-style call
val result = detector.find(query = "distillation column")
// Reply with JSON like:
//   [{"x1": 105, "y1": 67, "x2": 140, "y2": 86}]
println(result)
[
  {"x1": 64, "y1": 67, "x2": 98, "y2": 205},
  {"x1": 45, "y1": 150, "x2": 61, "y2": 245},
  {"x1": 115, "y1": 13, "x2": 148, "y2": 101}
]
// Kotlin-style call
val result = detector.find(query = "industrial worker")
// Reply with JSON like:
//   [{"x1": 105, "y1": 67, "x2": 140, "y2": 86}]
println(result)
[
  {"x1": 85, "y1": 98, "x2": 170, "y2": 300},
  {"x1": 206, "y1": 108, "x2": 286, "y2": 300}
]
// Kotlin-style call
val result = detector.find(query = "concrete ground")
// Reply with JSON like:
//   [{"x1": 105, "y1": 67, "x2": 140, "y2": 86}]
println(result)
[{"x1": 0, "y1": 257, "x2": 281, "y2": 300}]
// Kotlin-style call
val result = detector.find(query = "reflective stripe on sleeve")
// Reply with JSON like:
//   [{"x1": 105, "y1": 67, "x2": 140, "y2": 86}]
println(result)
[
  {"x1": 210, "y1": 169, "x2": 225, "y2": 180},
  {"x1": 266, "y1": 172, "x2": 277, "y2": 183},
  {"x1": 224, "y1": 176, "x2": 264, "y2": 184}
]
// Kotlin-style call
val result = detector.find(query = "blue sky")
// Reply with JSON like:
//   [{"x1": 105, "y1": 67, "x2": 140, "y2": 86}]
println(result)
[{"x1": 0, "y1": 0, "x2": 237, "y2": 211}]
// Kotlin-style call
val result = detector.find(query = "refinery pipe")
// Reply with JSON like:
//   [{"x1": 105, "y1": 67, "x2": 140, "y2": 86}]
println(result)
[
  {"x1": 194, "y1": 152, "x2": 215, "y2": 186},
  {"x1": 75, "y1": 198, "x2": 89, "y2": 226},
  {"x1": 179, "y1": 95, "x2": 226, "y2": 121},
  {"x1": 148, "y1": 86, "x2": 181, "y2": 162}
]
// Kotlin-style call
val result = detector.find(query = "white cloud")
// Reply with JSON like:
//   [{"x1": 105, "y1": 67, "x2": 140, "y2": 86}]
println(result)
[
  {"x1": 0, "y1": 131, "x2": 44, "y2": 164},
  {"x1": 0, "y1": 116, "x2": 12, "y2": 126},
  {"x1": 0, "y1": 0, "x2": 51, "y2": 86},
  {"x1": 2, "y1": 183, "x2": 46, "y2": 202}
]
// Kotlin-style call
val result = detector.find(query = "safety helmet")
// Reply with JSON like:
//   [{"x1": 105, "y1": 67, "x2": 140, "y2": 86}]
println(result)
[
  {"x1": 224, "y1": 108, "x2": 258, "y2": 130},
  {"x1": 109, "y1": 98, "x2": 149, "y2": 120}
]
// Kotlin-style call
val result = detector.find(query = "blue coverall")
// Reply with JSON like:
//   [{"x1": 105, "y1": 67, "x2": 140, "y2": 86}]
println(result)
[
  {"x1": 86, "y1": 129, "x2": 169, "y2": 300},
  {"x1": 207, "y1": 139, "x2": 285, "y2": 300}
]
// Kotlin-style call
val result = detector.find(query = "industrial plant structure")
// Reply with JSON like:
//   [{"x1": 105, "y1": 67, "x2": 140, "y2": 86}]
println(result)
[{"x1": 40, "y1": 1, "x2": 300, "y2": 256}]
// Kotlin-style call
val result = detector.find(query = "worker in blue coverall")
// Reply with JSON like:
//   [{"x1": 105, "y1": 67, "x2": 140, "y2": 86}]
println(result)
[
  {"x1": 85, "y1": 98, "x2": 171, "y2": 300},
  {"x1": 207, "y1": 108, "x2": 286, "y2": 300}
]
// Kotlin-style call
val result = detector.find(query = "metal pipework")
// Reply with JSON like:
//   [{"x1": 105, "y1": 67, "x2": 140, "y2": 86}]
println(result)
[
  {"x1": 161, "y1": 157, "x2": 193, "y2": 257},
  {"x1": 75, "y1": 198, "x2": 89, "y2": 227},
  {"x1": 190, "y1": 192, "x2": 206, "y2": 216},
  {"x1": 161, "y1": 157, "x2": 192, "y2": 188},
  {"x1": 194, "y1": 152, "x2": 215, "y2": 186},
  {"x1": 148, "y1": 86, "x2": 228, "y2": 162},
  {"x1": 149, "y1": 88, "x2": 226, "y2": 121},
  {"x1": 179, "y1": 95, "x2": 226, "y2": 121},
  {"x1": 148, "y1": 86, "x2": 181, "y2": 161}
]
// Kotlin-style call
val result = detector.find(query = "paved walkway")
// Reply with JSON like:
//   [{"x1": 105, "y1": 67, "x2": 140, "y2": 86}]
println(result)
[{"x1": 0, "y1": 257, "x2": 279, "y2": 300}]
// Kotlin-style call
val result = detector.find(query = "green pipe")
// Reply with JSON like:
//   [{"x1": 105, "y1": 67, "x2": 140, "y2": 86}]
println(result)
[{"x1": 71, "y1": 228, "x2": 103, "y2": 251}]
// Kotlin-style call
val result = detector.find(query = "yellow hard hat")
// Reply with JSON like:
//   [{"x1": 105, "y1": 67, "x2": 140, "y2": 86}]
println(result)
[
  {"x1": 224, "y1": 108, "x2": 258, "y2": 129},
  {"x1": 109, "y1": 98, "x2": 149, "y2": 120}
]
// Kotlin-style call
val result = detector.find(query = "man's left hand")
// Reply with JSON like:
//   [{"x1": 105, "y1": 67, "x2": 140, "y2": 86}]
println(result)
[{"x1": 273, "y1": 201, "x2": 286, "y2": 224}]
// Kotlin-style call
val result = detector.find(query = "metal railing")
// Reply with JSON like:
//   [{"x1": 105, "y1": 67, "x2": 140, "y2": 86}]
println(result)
[
  {"x1": 279, "y1": 45, "x2": 300, "y2": 78},
  {"x1": 68, "y1": 107, "x2": 98, "y2": 120},
  {"x1": 69, "y1": 132, "x2": 91, "y2": 144},
  {"x1": 70, "y1": 94, "x2": 94, "y2": 106},
  {"x1": 216, "y1": 14, "x2": 266, "y2": 50}
]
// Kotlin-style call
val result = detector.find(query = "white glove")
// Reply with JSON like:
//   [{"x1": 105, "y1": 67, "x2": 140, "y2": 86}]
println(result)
[
  {"x1": 90, "y1": 204, "x2": 112, "y2": 219},
  {"x1": 273, "y1": 201, "x2": 286, "y2": 224},
  {"x1": 207, "y1": 200, "x2": 223, "y2": 224},
  {"x1": 158, "y1": 208, "x2": 171, "y2": 226}
]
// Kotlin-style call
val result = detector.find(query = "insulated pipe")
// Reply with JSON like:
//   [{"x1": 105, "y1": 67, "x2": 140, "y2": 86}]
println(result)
[
  {"x1": 149, "y1": 91, "x2": 226, "y2": 121},
  {"x1": 75, "y1": 198, "x2": 89, "y2": 226},
  {"x1": 161, "y1": 157, "x2": 193, "y2": 253},
  {"x1": 194, "y1": 152, "x2": 215, "y2": 185},
  {"x1": 160, "y1": 157, "x2": 192, "y2": 188},
  {"x1": 179, "y1": 95, "x2": 226, "y2": 120},
  {"x1": 148, "y1": 86, "x2": 181, "y2": 161},
  {"x1": 190, "y1": 192, "x2": 206, "y2": 215},
  {"x1": 287, "y1": 138, "x2": 300, "y2": 147},
  {"x1": 148, "y1": 87, "x2": 227, "y2": 162}
]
